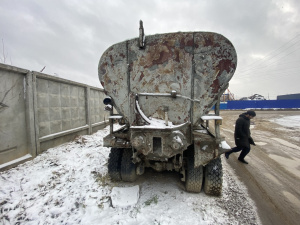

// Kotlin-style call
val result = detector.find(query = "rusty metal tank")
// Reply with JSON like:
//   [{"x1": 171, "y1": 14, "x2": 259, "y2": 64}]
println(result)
[
  {"x1": 98, "y1": 23, "x2": 237, "y2": 195},
  {"x1": 99, "y1": 31, "x2": 237, "y2": 126}
]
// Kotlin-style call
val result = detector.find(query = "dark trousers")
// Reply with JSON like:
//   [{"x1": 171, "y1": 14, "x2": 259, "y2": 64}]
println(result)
[{"x1": 228, "y1": 146, "x2": 250, "y2": 160}]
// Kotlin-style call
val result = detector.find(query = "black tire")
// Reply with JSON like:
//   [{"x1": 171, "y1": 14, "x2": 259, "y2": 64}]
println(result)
[
  {"x1": 108, "y1": 148, "x2": 123, "y2": 181},
  {"x1": 203, "y1": 157, "x2": 223, "y2": 196},
  {"x1": 121, "y1": 148, "x2": 137, "y2": 182},
  {"x1": 185, "y1": 155, "x2": 203, "y2": 193}
]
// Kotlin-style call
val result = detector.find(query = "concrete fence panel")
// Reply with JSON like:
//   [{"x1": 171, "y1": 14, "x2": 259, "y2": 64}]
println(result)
[
  {"x1": 0, "y1": 63, "x2": 108, "y2": 170},
  {"x1": 90, "y1": 88, "x2": 109, "y2": 133},
  {"x1": 0, "y1": 64, "x2": 36, "y2": 169},
  {"x1": 33, "y1": 72, "x2": 109, "y2": 154}
]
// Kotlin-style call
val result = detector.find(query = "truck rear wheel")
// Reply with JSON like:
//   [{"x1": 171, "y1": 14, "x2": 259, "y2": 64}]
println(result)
[
  {"x1": 185, "y1": 155, "x2": 203, "y2": 193},
  {"x1": 203, "y1": 157, "x2": 223, "y2": 196},
  {"x1": 108, "y1": 148, "x2": 123, "y2": 181},
  {"x1": 121, "y1": 148, "x2": 137, "y2": 182}
]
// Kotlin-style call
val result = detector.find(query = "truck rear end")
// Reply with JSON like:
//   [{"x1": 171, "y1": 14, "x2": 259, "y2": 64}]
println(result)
[{"x1": 98, "y1": 21, "x2": 237, "y2": 196}]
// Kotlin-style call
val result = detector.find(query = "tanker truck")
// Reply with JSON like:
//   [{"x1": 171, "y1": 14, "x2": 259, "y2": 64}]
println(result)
[{"x1": 98, "y1": 21, "x2": 237, "y2": 196}]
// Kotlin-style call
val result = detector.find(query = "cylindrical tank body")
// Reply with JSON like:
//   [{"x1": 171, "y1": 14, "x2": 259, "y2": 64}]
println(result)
[{"x1": 99, "y1": 32, "x2": 237, "y2": 126}]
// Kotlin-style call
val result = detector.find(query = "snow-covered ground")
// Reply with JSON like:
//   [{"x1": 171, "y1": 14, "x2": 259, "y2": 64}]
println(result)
[
  {"x1": 271, "y1": 115, "x2": 300, "y2": 128},
  {"x1": 0, "y1": 126, "x2": 262, "y2": 225}
]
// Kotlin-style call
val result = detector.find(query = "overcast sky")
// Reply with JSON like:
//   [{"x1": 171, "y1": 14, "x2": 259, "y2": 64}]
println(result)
[{"x1": 1, "y1": 0, "x2": 299, "y2": 99}]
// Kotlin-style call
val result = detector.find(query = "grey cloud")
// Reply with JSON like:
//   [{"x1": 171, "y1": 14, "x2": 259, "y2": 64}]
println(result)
[{"x1": 1, "y1": 0, "x2": 299, "y2": 97}]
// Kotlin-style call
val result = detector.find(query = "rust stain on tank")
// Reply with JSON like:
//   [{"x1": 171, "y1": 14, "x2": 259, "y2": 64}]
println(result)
[
  {"x1": 217, "y1": 59, "x2": 236, "y2": 73},
  {"x1": 145, "y1": 45, "x2": 172, "y2": 67},
  {"x1": 98, "y1": 31, "x2": 237, "y2": 126},
  {"x1": 203, "y1": 35, "x2": 214, "y2": 47},
  {"x1": 139, "y1": 72, "x2": 144, "y2": 82},
  {"x1": 210, "y1": 79, "x2": 220, "y2": 93},
  {"x1": 99, "y1": 62, "x2": 107, "y2": 75}
]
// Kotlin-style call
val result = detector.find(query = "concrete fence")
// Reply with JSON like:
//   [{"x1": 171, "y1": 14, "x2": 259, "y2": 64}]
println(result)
[{"x1": 0, "y1": 63, "x2": 109, "y2": 170}]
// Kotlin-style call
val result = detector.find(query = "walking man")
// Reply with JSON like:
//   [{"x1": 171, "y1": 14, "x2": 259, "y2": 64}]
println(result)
[{"x1": 225, "y1": 110, "x2": 256, "y2": 164}]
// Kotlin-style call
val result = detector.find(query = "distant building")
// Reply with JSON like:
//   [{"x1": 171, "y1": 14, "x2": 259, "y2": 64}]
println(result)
[
  {"x1": 221, "y1": 89, "x2": 235, "y2": 102},
  {"x1": 239, "y1": 94, "x2": 265, "y2": 101},
  {"x1": 249, "y1": 94, "x2": 266, "y2": 100},
  {"x1": 239, "y1": 97, "x2": 251, "y2": 101},
  {"x1": 277, "y1": 93, "x2": 300, "y2": 100}
]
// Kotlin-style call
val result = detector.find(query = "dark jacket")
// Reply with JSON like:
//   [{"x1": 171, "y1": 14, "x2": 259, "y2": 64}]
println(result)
[{"x1": 234, "y1": 113, "x2": 252, "y2": 148}]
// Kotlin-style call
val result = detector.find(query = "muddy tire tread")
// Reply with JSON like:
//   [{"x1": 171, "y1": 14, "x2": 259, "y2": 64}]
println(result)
[
  {"x1": 121, "y1": 148, "x2": 137, "y2": 182},
  {"x1": 108, "y1": 148, "x2": 123, "y2": 181},
  {"x1": 185, "y1": 155, "x2": 203, "y2": 193},
  {"x1": 203, "y1": 157, "x2": 223, "y2": 196}
]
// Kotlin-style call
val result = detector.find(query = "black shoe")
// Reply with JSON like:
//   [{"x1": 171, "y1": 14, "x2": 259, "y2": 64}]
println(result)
[
  {"x1": 238, "y1": 158, "x2": 248, "y2": 164},
  {"x1": 225, "y1": 152, "x2": 230, "y2": 159}
]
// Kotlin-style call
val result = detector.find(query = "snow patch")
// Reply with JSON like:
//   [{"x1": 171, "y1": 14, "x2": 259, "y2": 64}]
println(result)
[
  {"x1": 194, "y1": 129, "x2": 208, "y2": 134},
  {"x1": 109, "y1": 115, "x2": 123, "y2": 119},
  {"x1": 255, "y1": 142, "x2": 267, "y2": 146},
  {"x1": 131, "y1": 118, "x2": 189, "y2": 129},
  {"x1": 0, "y1": 125, "x2": 262, "y2": 225},
  {"x1": 201, "y1": 115, "x2": 222, "y2": 120},
  {"x1": 271, "y1": 115, "x2": 300, "y2": 129},
  {"x1": 220, "y1": 141, "x2": 231, "y2": 149},
  {"x1": 111, "y1": 185, "x2": 140, "y2": 208},
  {"x1": 202, "y1": 145, "x2": 208, "y2": 150}
]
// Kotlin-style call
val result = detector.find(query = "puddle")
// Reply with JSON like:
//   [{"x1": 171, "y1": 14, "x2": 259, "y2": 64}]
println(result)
[
  {"x1": 275, "y1": 127, "x2": 292, "y2": 132},
  {"x1": 265, "y1": 173, "x2": 280, "y2": 185},
  {"x1": 255, "y1": 142, "x2": 267, "y2": 146},
  {"x1": 269, "y1": 154, "x2": 300, "y2": 179},
  {"x1": 283, "y1": 191, "x2": 300, "y2": 208},
  {"x1": 271, "y1": 138, "x2": 300, "y2": 151},
  {"x1": 221, "y1": 128, "x2": 234, "y2": 134}
]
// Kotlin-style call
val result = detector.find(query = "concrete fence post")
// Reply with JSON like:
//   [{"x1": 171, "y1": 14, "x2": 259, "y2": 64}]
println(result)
[
  {"x1": 25, "y1": 71, "x2": 37, "y2": 157},
  {"x1": 32, "y1": 72, "x2": 41, "y2": 155},
  {"x1": 86, "y1": 86, "x2": 92, "y2": 135}
]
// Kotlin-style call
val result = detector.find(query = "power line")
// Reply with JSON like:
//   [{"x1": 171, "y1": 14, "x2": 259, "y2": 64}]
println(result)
[
  {"x1": 239, "y1": 33, "x2": 300, "y2": 74},
  {"x1": 237, "y1": 64, "x2": 300, "y2": 77},
  {"x1": 238, "y1": 45, "x2": 300, "y2": 77},
  {"x1": 234, "y1": 34, "x2": 300, "y2": 82}
]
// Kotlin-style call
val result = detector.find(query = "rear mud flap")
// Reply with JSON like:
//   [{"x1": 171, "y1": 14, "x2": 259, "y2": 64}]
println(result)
[
  {"x1": 194, "y1": 138, "x2": 231, "y2": 167},
  {"x1": 194, "y1": 136, "x2": 217, "y2": 167}
]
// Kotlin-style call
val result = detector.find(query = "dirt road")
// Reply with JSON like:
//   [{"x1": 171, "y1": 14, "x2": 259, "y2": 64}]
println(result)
[{"x1": 220, "y1": 110, "x2": 300, "y2": 225}]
